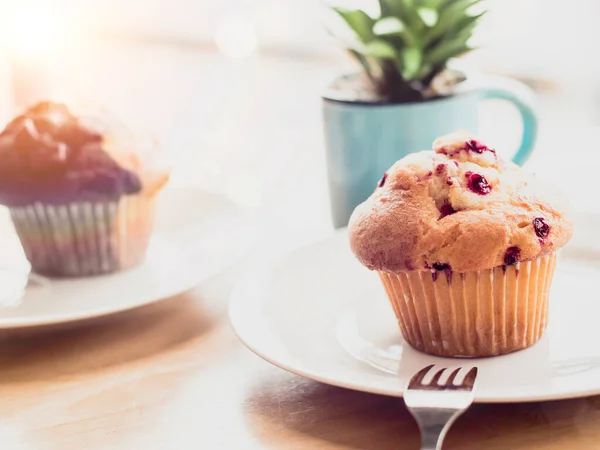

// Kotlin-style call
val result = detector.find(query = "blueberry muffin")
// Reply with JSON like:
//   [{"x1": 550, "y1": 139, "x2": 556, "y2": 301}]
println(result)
[
  {"x1": 348, "y1": 131, "x2": 573, "y2": 357},
  {"x1": 0, "y1": 101, "x2": 169, "y2": 277}
]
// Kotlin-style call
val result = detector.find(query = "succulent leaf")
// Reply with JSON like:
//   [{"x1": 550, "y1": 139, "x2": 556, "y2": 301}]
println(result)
[
  {"x1": 365, "y1": 40, "x2": 398, "y2": 59},
  {"x1": 332, "y1": 0, "x2": 486, "y2": 102},
  {"x1": 334, "y1": 8, "x2": 375, "y2": 43}
]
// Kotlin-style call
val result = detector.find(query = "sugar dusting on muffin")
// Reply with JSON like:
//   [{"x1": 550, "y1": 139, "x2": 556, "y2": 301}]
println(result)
[{"x1": 349, "y1": 131, "x2": 573, "y2": 274}]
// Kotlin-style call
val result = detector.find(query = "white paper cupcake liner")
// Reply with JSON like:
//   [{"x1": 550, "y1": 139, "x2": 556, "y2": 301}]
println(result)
[
  {"x1": 9, "y1": 195, "x2": 155, "y2": 277},
  {"x1": 379, "y1": 253, "x2": 557, "y2": 357}
]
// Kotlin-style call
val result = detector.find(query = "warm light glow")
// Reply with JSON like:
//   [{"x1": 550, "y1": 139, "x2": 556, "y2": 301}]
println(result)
[
  {"x1": 214, "y1": 16, "x2": 258, "y2": 59},
  {"x1": 3, "y1": 4, "x2": 64, "y2": 55}
]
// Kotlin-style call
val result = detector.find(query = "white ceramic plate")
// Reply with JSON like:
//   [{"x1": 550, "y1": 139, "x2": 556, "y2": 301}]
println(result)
[
  {"x1": 0, "y1": 186, "x2": 252, "y2": 328},
  {"x1": 230, "y1": 229, "x2": 600, "y2": 403}
]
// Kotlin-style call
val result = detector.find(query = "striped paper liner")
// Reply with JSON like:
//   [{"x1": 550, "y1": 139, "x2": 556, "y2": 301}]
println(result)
[
  {"x1": 9, "y1": 195, "x2": 155, "y2": 277},
  {"x1": 379, "y1": 253, "x2": 557, "y2": 357}
]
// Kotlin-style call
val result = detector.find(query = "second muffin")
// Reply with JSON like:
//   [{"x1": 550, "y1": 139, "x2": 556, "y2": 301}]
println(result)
[
  {"x1": 0, "y1": 102, "x2": 169, "y2": 277},
  {"x1": 349, "y1": 131, "x2": 572, "y2": 357}
]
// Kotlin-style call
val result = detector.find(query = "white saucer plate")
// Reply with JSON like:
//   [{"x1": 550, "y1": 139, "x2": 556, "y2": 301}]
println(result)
[
  {"x1": 0, "y1": 186, "x2": 252, "y2": 328},
  {"x1": 230, "y1": 230, "x2": 600, "y2": 403}
]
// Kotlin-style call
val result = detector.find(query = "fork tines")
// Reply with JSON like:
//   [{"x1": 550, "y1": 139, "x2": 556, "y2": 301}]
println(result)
[{"x1": 408, "y1": 364, "x2": 478, "y2": 390}]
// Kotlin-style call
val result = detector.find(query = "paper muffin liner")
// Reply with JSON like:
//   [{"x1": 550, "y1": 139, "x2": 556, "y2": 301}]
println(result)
[
  {"x1": 9, "y1": 194, "x2": 156, "y2": 277},
  {"x1": 379, "y1": 253, "x2": 557, "y2": 357}
]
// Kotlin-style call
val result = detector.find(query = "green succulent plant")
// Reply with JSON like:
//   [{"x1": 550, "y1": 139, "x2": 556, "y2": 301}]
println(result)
[{"x1": 332, "y1": 0, "x2": 486, "y2": 103}]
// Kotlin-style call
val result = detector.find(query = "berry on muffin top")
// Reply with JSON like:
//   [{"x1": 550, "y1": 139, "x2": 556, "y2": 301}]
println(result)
[
  {"x1": 349, "y1": 131, "x2": 573, "y2": 274},
  {"x1": 0, "y1": 102, "x2": 143, "y2": 206}
]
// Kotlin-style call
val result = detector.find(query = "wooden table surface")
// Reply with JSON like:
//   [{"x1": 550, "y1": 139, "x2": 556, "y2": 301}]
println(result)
[{"x1": 0, "y1": 264, "x2": 597, "y2": 450}]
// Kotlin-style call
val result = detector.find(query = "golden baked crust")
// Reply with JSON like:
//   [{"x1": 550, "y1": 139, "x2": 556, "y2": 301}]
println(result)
[{"x1": 348, "y1": 131, "x2": 573, "y2": 274}]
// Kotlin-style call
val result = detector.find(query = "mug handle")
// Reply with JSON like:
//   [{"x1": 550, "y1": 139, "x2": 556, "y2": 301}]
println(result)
[{"x1": 480, "y1": 76, "x2": 538, "y2": 166}]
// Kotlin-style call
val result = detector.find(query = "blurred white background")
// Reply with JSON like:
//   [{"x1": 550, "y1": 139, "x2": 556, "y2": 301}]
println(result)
[
  {"x1": 1, "y1": 0, "x2": 596, "y2": 79},
  {"x1": 0, "y1": 0, "x2": 597, "y2": 250}
]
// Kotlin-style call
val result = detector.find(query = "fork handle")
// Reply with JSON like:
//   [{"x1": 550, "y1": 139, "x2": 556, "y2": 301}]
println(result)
[
  {"x1": 411, "y1": 408, "x2": 463, "y2": 450},
  {"x1": 419, "y1": 423, "x2": 447, "y2": 450}
]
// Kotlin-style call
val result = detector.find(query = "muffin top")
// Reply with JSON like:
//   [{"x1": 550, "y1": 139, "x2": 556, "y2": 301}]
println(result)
[
  {"x1": 349, "y1": 131, "x2": 573, "y2": 274},
  {"x1": 0, "y1": 102, "x2": 166, "y2": 206}
]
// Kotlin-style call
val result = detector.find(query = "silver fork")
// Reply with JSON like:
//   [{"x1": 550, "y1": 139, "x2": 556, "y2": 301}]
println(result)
[{"x1": 404, "y1": 364, "x2": 478, "y2": 450}]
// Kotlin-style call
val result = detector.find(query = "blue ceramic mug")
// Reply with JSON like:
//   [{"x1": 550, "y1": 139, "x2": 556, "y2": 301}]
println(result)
[{"x1": 323, "y1": 76, "x2": 538, "y2": 228}]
